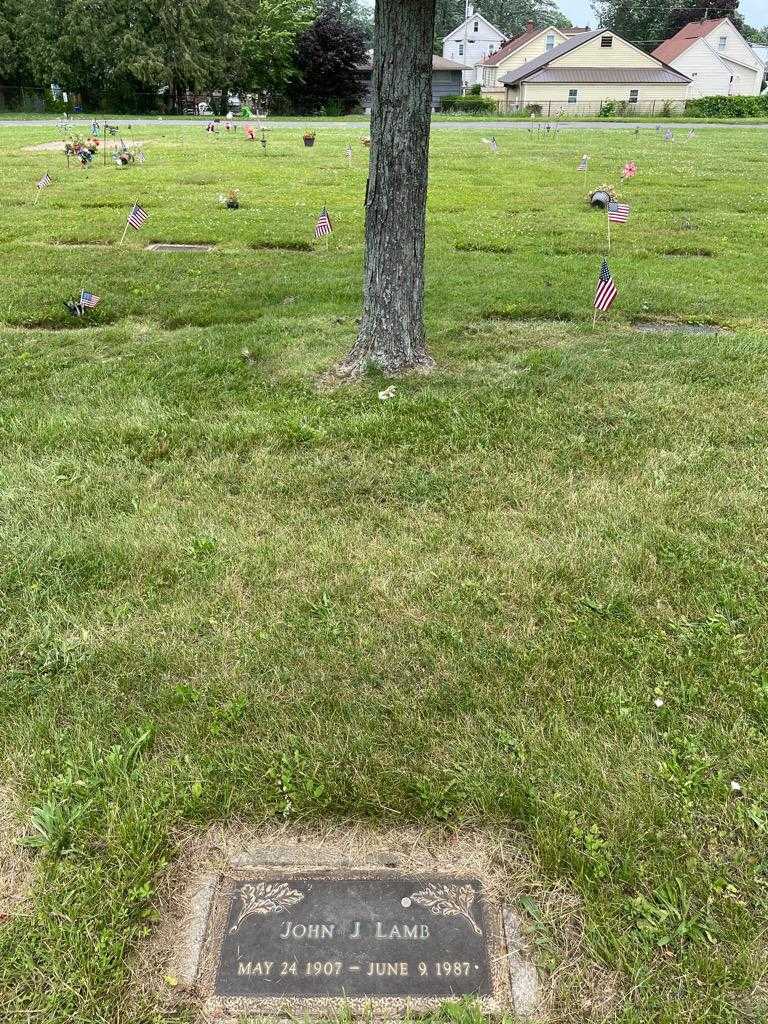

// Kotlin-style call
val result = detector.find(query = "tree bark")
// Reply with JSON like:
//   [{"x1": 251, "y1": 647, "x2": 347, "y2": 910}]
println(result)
[{"x1": 340, "y1": 0, "x2": 436, "y2": 376}]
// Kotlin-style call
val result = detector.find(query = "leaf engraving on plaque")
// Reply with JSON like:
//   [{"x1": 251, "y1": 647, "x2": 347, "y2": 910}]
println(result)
[
  {"x1": 409, "y1": 882, "x2": 482, "y2": 936},
  {"x1": 229, "y1": 881, "x2": 306, "y2": 933}
]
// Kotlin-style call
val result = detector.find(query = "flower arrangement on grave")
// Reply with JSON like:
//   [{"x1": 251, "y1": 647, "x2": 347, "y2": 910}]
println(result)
[
  {"x1": 303, "y1": 130, "x2": 316, "y2": 147},
  {"x1": 588, "y1": 184, "x2": 618, "y2": 209},
  {"x1": 218, "y1": 189, "x2": 240, "y2": 209}
]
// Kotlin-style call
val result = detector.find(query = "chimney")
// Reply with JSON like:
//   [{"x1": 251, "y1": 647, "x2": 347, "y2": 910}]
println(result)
[{"x1": 526, "y1": 20, "x2": 535, "y2": 31}]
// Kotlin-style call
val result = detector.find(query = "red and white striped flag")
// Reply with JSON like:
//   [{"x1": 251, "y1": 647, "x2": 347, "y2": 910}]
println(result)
[
  {"x1": 594, "y1": 259, "x2": 618, "y2": 312},
  {"x1": 37, "y1": 172, "x2": 52, "y2": 189},
  {"x1": 80, "y1": 290, "x2": 101, "y2": 308},
  {"x1": 315, "y1": 208, "x2": 333, "y2": 238},
  {"x1": 127, "y1": 203, "x2": 148, "y2": 230},
  {"x1": 607, "y1": 202, "x2": 630, "y2": 224}
]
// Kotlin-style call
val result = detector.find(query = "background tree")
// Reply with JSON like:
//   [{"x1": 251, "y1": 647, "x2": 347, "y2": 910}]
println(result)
[
  {"x1": 287, "y1": 1, "x2": 368, "y2": 114},
  {"x1": 592, "y1": 0, "x2": 745, "y2": 50},
  {"x1": 341, "y1": 0, "x2": 436, "y2": 375},
  {"x1": 742, "y1": 23, "x2": 768, "y2": 43},
  {"x1": 0, "y1": 0, "x2": 32, "y2": 89}
]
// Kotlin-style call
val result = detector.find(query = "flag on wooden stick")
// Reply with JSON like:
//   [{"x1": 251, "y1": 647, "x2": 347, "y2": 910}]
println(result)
[
  {"x1": 80, "y1": 290, "x2": 101, "y2": 308},
  {"x1": 127, "y1": 203, "x2": 148, "y2": 230},
  {"x1": 315, "y1": 207, "x2": 333, "y2": 239},
  {"x1": 37, "y1": 172, "x2": 52, "y2": 189},
  {"x1": 120, "y1": 202, "x2": 148, "y2": 245},
  {"x1": 594, "y1": 258, "x2": 618, "y2": 313},
  {"x1": 607, "y1": 202, "x2": 630, "y2": 224},
  {"x1": 577, "y1": 154, "x2": 588, "y2": 172}
]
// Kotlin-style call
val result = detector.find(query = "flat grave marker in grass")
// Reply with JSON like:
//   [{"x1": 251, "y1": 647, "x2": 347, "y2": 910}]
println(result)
[
  {"x1": 145, "y1": 243, "x2": 216, "y2": 253},
  {"x1": 174, "y1": 838, "x2": 531, "y2": 1020},
  {"x1": 213, "y1": 873, "x2": 492, "y2": 1000},
  {"x1": 632, "y1": 321, "x2": 730, "y2": 335}
]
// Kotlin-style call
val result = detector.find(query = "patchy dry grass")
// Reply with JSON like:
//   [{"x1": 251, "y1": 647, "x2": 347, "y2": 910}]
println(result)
[{"x1": 0, "y1": 123, "x2": 767, "y2": 1024}]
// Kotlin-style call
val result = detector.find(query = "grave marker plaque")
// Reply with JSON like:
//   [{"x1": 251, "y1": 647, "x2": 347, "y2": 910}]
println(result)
[{"x1": 212, "y1": 873, "x2": 493, "y2": 1001}]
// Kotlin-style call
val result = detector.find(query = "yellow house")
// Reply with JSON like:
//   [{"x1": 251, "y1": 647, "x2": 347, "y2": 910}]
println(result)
[
  {"x1": 498, "y1": 28, "x2": 691, "y2": 115},
  {"x1": 478, "y1": 22, "x2": 590, "y2": 97}
]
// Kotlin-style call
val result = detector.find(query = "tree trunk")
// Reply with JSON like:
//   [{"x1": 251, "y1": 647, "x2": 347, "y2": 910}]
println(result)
[{"x1": 340, "y1": 0, "x2": 436, "y2": 376}]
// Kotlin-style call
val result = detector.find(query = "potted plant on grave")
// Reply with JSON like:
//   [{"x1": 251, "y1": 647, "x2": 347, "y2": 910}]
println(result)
[
  {"x1": 588, "y1": 184, "x2": 618, "y2": 209},
  {"x1": 303, "y1": 130, "x2": 316, "y2": 147}
]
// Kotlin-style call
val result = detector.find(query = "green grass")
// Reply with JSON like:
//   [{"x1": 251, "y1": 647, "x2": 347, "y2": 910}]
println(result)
[{"x1": 1, "y1": 123, "x2": 767, "y2": 1024}]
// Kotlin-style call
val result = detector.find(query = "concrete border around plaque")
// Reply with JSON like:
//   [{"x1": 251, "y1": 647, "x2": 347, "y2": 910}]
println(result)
[{"x1": 175, "y1": 844, "x2": 540, "y2": 1020}]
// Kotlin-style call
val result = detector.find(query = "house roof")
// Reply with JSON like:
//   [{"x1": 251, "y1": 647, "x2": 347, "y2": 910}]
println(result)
[
  {"x1": 498, "y1": 28, "x2": 603, "y2": 82},
  {"x1": 432, "y1": 55, "x2": 471, "y2": 71},
  {"x1": 359, "y1": 51, "x2": 469, "y2": 72},
  {"x1": 499, "y1": 28, "x2": 690, "y2": 86},
  {"x1": 651, "y1": 18, "x2": 729, "y2": 64},
  {"x1": 482, "y1": 23, "x2": 589, "y2": 67},
  {"x1": 442, "y1": 11, "x2": 504, "y2": 42},
  {"x1": 526, "y1": 67, "x2": 691, "y2": 84}
]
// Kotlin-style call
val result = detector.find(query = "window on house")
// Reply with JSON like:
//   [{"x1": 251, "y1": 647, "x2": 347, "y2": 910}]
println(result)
[
  {"x1": 568, "y1": 89, "x2": 578, "y2": 103},
  {"x1": 458, "y1": 43, "x2": 464, "y2": 56},
  {"x1": 629, "y1": 89, "x2": 639, "y2": 102},
  {"x1": 546, "y1": 32, "x2": 556, "y2": 50},
  {"x1": 483, "y1": 67, "x2": 497, "y2": 86},
  {"x1": 474, "y1": 20, "x2": 479, "y2": 32},
  {"x1": 601, "y1": 34, "x2": 613, "y2": 47},
  {"x1": 718, "y1": 35, "x2": 727, "y2": 49}
]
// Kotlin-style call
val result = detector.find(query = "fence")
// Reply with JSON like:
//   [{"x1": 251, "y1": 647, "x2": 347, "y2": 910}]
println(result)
[{"x1": 490, "y1": 98, "x2": 686, "y2": 117}]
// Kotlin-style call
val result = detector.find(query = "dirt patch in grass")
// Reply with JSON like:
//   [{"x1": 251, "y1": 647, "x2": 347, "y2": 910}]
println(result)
[
  {"x1": 662, "y1": 247, "x2": 715, "y2": 258},
  {"x1": 0, "y1": 785, "x2": 32, "y2": 921},
  {"x1": 134, "y1": 822, "x2": 619, "y2": 1024},
  {"x1": 249, "y1": 241, "x2": 314, "y2": 253}
]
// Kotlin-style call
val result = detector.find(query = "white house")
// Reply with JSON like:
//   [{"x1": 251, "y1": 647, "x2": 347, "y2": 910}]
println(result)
[
  {"x1": 752, "y1": 44, "x2": 768, "y2": 91},
  {"x1": 652, "y1": 18, "x2": 765, "y2": 97},
  {"x1": 442, "y1": 5, "x2": 506, "y2": 88},
  {"x1": 498, "y1": 28, "x2": 691, "y2": 115}
]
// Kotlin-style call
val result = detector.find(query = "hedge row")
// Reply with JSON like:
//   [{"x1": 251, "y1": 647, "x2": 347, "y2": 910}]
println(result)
[
  {"x1": 685, "y1": 94, "x2": 768, "y2": 118},
  {"x1": 440, "y1": 94, "x2": 498, "y2": 114}
]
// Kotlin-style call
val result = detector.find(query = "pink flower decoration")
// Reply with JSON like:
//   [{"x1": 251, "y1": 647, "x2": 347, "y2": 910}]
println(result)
[{"x1": 622, "y1": 161, "x2": 637, "y2": 179}]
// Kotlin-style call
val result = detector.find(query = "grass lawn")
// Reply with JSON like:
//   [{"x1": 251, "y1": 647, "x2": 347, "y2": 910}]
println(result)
[{"x1": 1, "y1": 123, "x2": 767, "y2": 1024}]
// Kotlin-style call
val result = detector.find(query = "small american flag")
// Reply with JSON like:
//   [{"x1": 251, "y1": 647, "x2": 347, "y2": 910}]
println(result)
[
  {"x1": 127, "y1": 203, "x2": 148, "y2": 230},
  {"x1": 664, "y1": 128, "x2": 673, "y2": 142},
  {"x1": 37, "y1": 172, "x2": 52, "y2": 189},
  {"x1": 607, "y1": 202, "x2": 630, "y2": 224},
  {"x1": 80, "y1": 290, "x2": 101, "y2": 309},
  {"x1": 315, "y1": 207, "x2": 333, "y2": 238},
  {"x1": 594, "y1": 259, "x2": 618, "y2": 312},
  {"x1": 577, "y1": 155, "x2": 588, "y2": 171}
]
